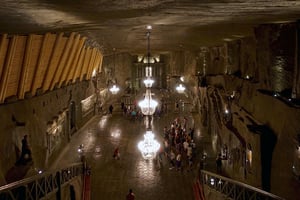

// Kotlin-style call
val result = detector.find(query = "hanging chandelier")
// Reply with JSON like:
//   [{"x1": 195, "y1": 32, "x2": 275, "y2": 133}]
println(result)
[
  {"x1": 138, "y1": 89, "x2": 158, "y2": 115},
  {"x1": 138, "y1": 25, "x2": 158, "y2": 116},
  {"x1": 176, "y1": 84, "x2": 186, "y2": 93},
  {"x1": 138, "y1": 130, "x2": 160, "y2": 159},
  {"x1": 138, "y1": 25, "x2": 160, "y2": 160},
  {"x1": 143, "y1": 77, "x2": 154, "y2": 88},
  {"x1": 109, "y1": 84, "x2": 120, "y2": 94},
  {"x1": 109, "y1": 48, "x2": 120, "y2": 94}
]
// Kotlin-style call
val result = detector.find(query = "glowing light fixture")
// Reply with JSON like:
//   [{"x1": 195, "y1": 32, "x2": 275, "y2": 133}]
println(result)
[
  {"x1": 176, "y1": 84, "x2": 186, "y2": 93},
  {"x1": 143, "y1": 78, "x2": 154, "y2": 88},
  {"x1": 210, "y1": 178, "x2": 215, "y2": 185},
  {"x1": 146, "y1": 25, "x2": 152, "y2": 30},
  {"x1": 109, "y1": 48, "x2": 120, "y2": 94},
  {"x1": 145, "y1": 66, "x2": 152, "y2": 77},
  {"x1": 138, "y1": 130, "x2": 160, "y2": 160},
  {"x1": 224, "y1": 108, "x2": 229, "y2": 114},
  {"x1": 138, "y1": 89, "x2": 158, "y2": 115},
  {"x1": 109, "y1": 84, "x2": 120, "y2": 94},
  {"x1": 138, "y1": 55, "x2": 143, "y2": 62},
  {"x1": 138, "y1": 25, "x2": 160, "y2": 160}
]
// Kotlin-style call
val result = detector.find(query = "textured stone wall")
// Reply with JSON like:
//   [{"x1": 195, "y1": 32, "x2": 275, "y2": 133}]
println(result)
[
  {"x1": 102, "y1": 52, "x2": 133, "y2": 91},
  {"x1": 197, "y1": 22, "x2": 300, "y2": 199},
  {"x1": 206, "y1": 46, "x2": 226, "y2": 75},
  {"x1": 255, "y1": 23, "x2": 296, "y2": 93},
  {"x1": 0, "y1": 80, "x2": 96, "y2": 185}
]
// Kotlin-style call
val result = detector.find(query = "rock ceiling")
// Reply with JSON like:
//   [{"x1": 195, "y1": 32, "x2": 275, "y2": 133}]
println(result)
[{"x1": 1, "y1": 0, "x2": 300, "y2": 55}]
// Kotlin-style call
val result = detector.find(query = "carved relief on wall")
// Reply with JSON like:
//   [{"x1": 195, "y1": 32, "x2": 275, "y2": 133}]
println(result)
[
  {"x1": 46, "y1": 111, "x2": 66, "y2": 155},
  {"x1": 81, "y1": 95, "x2": 96, "y2": 117}
]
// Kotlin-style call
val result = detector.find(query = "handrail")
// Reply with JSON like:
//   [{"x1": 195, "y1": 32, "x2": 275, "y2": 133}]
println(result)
[
  {"x1": 0, "y1": 162, "x2": 84, "y2": 200},
  {"x1": 200, "y1": 170, "x2": 285, "y2": 200}
]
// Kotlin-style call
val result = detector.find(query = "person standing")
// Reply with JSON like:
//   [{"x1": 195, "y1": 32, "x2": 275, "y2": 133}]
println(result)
[
  {"x1": 113, "y1": 147, "x2": 120, "y2": 160},
  {"x1": 216, "y1": 153, "x2": 222, "y2": 173},
  {"x1": 126, "y1": 189, "x2": 135, "y2": 200},
  {"x1": 109, "y1": 104, "x2": 114, "y2": 114},
  {"x1": 169, "y1": 150, "x2": 176, "y2": 169},
  {"x1": 176, "y1": 153, "x2": 182, "y2": 171},
  {"x1": 189, "y1": 128, "x2": 194, "y2": 140},
  {"x1": 21, "y1": 135, "x2": 32, "y2": 162}
]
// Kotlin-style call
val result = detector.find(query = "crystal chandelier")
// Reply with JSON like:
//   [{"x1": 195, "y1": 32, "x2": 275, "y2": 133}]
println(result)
[
  {"x1": 138, "y1": 89, "x2": 158, "y2": 115},
  {"x1": 138, "y1": 130, "x2": 160, "y2": 159},
  {"x1": 176, "y1": 84, "x2": 186, "y2": 93},
  {"x1": 138, "y1": 25, "x2": 160, "y2": 160},
  {"x1": 109, "y1": 84, "x2": 120, "y2": 94},
  {"x1": 109, "y1": 48, "x2": 120, "y2": 94},
  {"x1": 143, "y1": 78, "x2": 154, "y2": 88},
  {"x1": 138, "y1": 25, "x2": 158, "y2": 115}
]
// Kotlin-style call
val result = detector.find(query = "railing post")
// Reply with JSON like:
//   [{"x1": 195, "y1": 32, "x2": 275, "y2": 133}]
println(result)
[
  {"x1": 55, "y1": 171, "x2": 61, "y2": 200},
  {"x1": 82, "y1": 160, "x2": 91, "y2": 200}
]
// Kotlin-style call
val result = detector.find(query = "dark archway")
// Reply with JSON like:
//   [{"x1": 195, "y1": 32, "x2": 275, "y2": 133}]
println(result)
[
  {"x1": 70, "y1": 185, "x2": 76, "y2": 200},
  {"x1": 248, "y1": 124, "x2": 277, "y2": 192}
]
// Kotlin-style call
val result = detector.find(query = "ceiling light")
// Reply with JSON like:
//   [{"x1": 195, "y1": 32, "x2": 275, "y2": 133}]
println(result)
[{"x1": 109, "y1": 49, "x2": 120, "y2": 94}]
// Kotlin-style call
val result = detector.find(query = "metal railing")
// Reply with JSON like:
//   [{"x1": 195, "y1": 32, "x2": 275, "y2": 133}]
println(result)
[
  {"x1": 0, "y1": 162, "x2": 84, "y2": 200},
  {"x1": 200, "y1": 170, "x2": 285, "y2": 200}
]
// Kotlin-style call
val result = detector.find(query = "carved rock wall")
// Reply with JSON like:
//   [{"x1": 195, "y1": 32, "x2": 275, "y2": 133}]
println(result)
[
  {"x1": 0, "y1": 80, "x2": 95, "y2": 185},
  {"x1": 200, "y1": 22, "x2": 300, "y2": 199}
]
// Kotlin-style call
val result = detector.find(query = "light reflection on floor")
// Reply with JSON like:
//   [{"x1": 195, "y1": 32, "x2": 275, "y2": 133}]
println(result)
[
  {"x1": 93, "y1": 145, "x2": 102, "y2": 160},
  {"x1": 98, "y1": 115, "x2": 108, "y2": 129},
  {"x1": 51, "y1": 112, "x2": 203, "y2": 200},
  {"x1": 82, "y1": 130, "x2": 96, "y2": 153},
  {"x1": 110, "y1": 128, "x2": 121, "y2": 138},
  {"x1": 135, "y1": 159, "x2": 161, "y2": 186}
]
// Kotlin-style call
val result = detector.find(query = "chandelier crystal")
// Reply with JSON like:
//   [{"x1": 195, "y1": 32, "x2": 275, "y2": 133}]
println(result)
[
  {"x1": 138, "y1": 89, "x2": 158, "y2": 115},
  {"x1": 109, "y1": 48, "x2": 120, "y2": 94},
  {"x1": 109, "y1": 84, "x2": 120, "y2": 94},
  {"x1": 176, "y1": 84, "x2": 186, "y2": 93},
  {"x1": 138, "y1": 130, "x2": 160, "y2": 160},
  {"x1": 143, "y1": 78, "x2": 154, "y2": 88},
  {"x1": 138, "y1": 25, "x2": 160, "y2": 160}
]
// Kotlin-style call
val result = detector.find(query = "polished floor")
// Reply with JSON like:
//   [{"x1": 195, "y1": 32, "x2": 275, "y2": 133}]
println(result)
[{"x1": 50, "y1": 107, "x2": 215, "y2": 200}]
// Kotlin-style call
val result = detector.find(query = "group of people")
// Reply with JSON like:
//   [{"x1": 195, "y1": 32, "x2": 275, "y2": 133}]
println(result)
[
  {"x1": 122, "y1": 104, "x2": 144, "y2": 120},
  {"x1": 160, "y1": 116, "x2": 196, "y2": 172}
]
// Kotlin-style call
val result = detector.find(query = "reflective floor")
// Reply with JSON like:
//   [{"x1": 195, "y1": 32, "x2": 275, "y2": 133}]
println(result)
[{"x1": 50, "y1": 108, "x2": 213, "y2": 200}]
